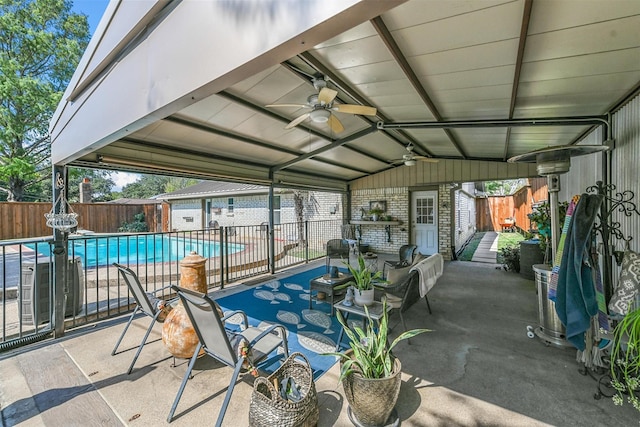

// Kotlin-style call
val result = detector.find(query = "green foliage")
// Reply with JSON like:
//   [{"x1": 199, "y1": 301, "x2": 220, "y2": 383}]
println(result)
[
  {"x1": 118, "y1": 212, "x2": 149, "y2": 233},
  {"x1": 165, "y1": 177, "x2": 199, "y2": 193},
  {"x1": 499, "y1": 246, "x2": 520, "y2": 272},
  {"x1": 0, "y1": 0, "x2": 90, "y2": 201},
  {"x1": 527, "y1": 201, "x2": 568, "y2": 254},
  {"x1": 324, "y1": 299, "x2": 430, "y2": 380},
  {"x1": 458, "y1": 232, "x2": 485, "y2": 261},
  {"x1": 483, "y1": 179, "x2": 525, "y2": 196},
  {"x1": 338, "y1": 253, "x2": 384, "y2": 291},
  {"x1": 121, "y1": 174, "x2": 170, "y2": 199},
  {"x1": 610, "y1": 304, "x2": 640, "y2": 413},
  {"x1": 497, "y1": 232, "x2": 525, "y2": 250}
]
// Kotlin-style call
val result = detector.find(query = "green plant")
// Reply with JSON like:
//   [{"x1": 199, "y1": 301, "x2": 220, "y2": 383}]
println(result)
[
  {"x1": 325, "y1": 299, "x2": 430, "y2": 380},
  {"x1": 610, "y1": 304, "x2": 640, "y2": 413},
  {"x1": 368, "y1": 207, "x2": 385, "y2": 216},
  {"x1": 499, "y1": 245, "x2": 520, "y2": 272},
  {"x1": 337, "y1": 253, "x2": 384, "y2": 292},
  {"x1": 118, "y1": 212, "x2": 149, "y2": 233},
  {"x1": 527, "y1": 201, "x2": 568, "y2": 255}
]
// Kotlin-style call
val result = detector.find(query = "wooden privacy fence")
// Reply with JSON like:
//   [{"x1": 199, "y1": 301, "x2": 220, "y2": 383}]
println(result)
[
  {"x1": 476, "y1": 178, "x2": 548, "y2": 232},
  {"x1": 0, "y1": 202, "x2": 159, "y2": 240}
]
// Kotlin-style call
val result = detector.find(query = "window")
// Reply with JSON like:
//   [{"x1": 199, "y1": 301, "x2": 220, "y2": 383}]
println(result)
[
  {"x1": 227, "y1": 198, "x2": 234, "y2": 213},
  {"x1": 416, "y1": 197, "x2": 435, "y2": 225},
  {"x1": 273, "y1": 196, "x2": 281, "y2": 225}
]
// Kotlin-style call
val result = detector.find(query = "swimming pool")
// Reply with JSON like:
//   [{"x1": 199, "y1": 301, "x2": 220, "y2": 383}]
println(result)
[{"x1": 28, "y1": 235, "x2": 245, "y2": 268}]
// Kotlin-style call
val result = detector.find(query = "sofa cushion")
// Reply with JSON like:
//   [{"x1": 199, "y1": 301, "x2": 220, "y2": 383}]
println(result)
[{"x1": 386, "y1": 265, "x2": 412, "y2": 285}]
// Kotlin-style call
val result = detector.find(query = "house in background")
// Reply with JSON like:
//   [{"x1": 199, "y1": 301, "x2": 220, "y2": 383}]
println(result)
[
  {"x1": 454, "y1": 182, "x2": 477, "y2": 255},
  {"x1": 157, "y1": 181, "x2": 344, "y2": 231}
]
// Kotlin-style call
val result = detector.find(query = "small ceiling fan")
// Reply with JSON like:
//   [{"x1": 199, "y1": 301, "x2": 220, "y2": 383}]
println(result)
[
  {"x1": 265, "y1": 76, "x2": 377, "y2": 133},
  {"x1": 390, "y1": 143, "x2": 439, "y2": 166}
]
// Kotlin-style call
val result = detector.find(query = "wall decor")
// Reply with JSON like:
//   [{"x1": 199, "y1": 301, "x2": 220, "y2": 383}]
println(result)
[{"x1": 369, "y1": 200, "x2": 387, "y2": 213}]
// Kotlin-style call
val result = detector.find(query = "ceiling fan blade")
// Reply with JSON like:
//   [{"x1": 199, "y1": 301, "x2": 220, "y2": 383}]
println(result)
[
  {"x1": 284, "y1": 112, "x2": 310, "y2": 129},
  {"x1": 415, "y1": 155, "x2": 439, "y2": 163},
  {"x1": 333, "y1": 104, "x2": 377, "y2": 116},
  {"x1": 327, "y1": 114, "x2": 344, "y2": 133},
  {"x1": 318, "y1": 87, "x2": 338, "y2": 105},
  {"x1": 265, "y1": 103, "x2": 308, "y2": 109}
]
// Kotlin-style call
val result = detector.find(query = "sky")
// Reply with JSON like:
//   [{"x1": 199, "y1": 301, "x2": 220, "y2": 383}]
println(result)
[{"x1": 70, "y1": 0, "x2": 140, "y2": 191}]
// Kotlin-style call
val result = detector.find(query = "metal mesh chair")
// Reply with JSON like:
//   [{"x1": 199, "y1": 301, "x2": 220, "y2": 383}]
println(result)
[
  {"x1": 383, "y1": 244, "x2": 417, "y2": 276},
  {"x1": 167, "y1": 285, "x2": 289, "y2": 425},
  {"x1": 325, "y1": 239, "x2": 351, "y2": 273},
  {"x1": 377, "y1": 270, "x2": 431, "y2": 344},
  {"x1": 111, "y1": 263, "x2": 174, "y2": 375}
]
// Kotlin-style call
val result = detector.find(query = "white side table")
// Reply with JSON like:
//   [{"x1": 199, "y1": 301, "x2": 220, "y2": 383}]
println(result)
[{"x1": 333, "y1": 300, "x2": 391, "y2": 351}]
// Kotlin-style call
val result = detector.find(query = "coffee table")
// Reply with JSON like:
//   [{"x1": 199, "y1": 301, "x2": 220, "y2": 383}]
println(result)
[{"x1": 309, "y1": 273, "x2": 353, "y2": 315}]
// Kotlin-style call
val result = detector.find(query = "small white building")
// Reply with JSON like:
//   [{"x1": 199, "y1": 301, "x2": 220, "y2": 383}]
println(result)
[{"x1": 158, "y1": 181, "x2": 344, "y2": 231}]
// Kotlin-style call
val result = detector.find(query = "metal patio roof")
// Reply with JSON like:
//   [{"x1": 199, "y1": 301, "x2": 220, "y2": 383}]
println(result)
[{"x1": 50, "y1": 0, "x2": 640, "y2": 191}]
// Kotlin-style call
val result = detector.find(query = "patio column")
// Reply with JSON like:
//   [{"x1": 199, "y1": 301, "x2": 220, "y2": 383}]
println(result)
[
  {"x1": 52, "y1": 164, "x2": 69, "y2": 338},
  {"x1": 268, "y1": 184, "x2": 275, "y2": 273}
]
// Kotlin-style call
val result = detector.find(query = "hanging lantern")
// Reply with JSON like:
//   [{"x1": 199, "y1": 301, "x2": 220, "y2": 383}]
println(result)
[{"x1": 45, "y1": 172, "x2": 78, "y2": 232}]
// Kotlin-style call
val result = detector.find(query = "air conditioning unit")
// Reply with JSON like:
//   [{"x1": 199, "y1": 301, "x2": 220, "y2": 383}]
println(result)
[{"x1": 20, "y1": 257, "x2": 84, "y2": 325}]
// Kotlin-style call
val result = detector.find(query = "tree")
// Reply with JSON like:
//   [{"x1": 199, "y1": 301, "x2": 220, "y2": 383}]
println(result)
[
  {"x1": 120, "y1": 174, "x2": 170, "y2": 199},
  {"x1": 483, "y1": 179, "x2": 525, "y2": 196},
  {"x1": 0, "y1": 0, "x2": 89, "y2": 201},
  {"x1": 165, "y1": 177, "x2": 198, "y2": 193}
]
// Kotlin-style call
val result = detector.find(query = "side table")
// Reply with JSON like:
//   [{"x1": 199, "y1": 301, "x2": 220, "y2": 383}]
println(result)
[
  {"x1": 309, "y1": 273, "x2": 353, "y2": 315},
  {"x1": 333, "y1": 300, "x2": 391, "y2": 351},
  {"x1": 362, "y1": 252, "x2": 379, "y2": 272}
]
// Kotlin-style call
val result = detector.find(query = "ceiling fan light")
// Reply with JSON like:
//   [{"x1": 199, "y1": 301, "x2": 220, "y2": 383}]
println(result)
[
  {"x1": 310, "y1": 108, "x2": 330, "y2": 123},
  {"x1": 404, "y1": 159, "x2": 416, "y2": 166}
]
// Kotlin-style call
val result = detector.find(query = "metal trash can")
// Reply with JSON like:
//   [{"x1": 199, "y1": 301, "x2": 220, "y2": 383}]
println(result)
[
  {"x1": 532, "y1": 264, "x2": 570, "y2": 347},
  {"x1": 520, "y1": 240, "x2": 544, "y2": 280}
]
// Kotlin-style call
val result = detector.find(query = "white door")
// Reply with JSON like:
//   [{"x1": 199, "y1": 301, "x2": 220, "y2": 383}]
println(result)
[{"x1": 412, "y1": 191, "x2": 438, "y2": 255}]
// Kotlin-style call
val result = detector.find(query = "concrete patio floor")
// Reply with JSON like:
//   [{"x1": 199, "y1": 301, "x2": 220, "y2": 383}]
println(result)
[{"x1": 1, "y1": 258, "x2": 638, "y2": 426}]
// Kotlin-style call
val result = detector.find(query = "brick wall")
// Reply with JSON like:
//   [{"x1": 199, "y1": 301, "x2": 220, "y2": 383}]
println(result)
[{"x1": 351, "y1": 187, "x2": 409, "y2": 254}]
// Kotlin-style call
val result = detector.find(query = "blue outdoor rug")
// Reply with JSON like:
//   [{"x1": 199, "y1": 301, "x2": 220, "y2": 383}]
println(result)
[{"x1": 215, "y1": 266, "x2": 347, "y2": 379}]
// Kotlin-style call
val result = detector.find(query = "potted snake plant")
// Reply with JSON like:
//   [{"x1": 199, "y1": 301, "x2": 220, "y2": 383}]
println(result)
[
  {"x1": 325, "y1": 299, "x2": 430, "y2": 426},
  {"x1": 337, "y1": 253, "x2": 383, "y2": 306}
]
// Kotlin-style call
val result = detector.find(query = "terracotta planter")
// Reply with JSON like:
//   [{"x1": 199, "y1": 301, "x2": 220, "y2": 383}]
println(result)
[
  {"x1": 162, "y1": 251, "x2": 207, "y2": 358},
  {"x1": 354, "y1": 288, "x2": 375, "y2": 306},
  {"x1": 341, "y1": 354, "x2": 402, "y2": 426}
]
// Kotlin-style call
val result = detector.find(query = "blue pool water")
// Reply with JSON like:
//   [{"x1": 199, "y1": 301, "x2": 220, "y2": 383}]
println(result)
[{"x1": 28, "y1": 235, "x2": 244, "y2": 268}]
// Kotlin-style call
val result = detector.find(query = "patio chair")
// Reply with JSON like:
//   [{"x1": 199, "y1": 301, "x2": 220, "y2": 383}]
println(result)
[
  {"x1": 167, "y1": 285, "x2": 289, "y2": 426},
  {"x1": 341, "y1": 224, "x2": 358, "y2": 253},
  {"x1": 326, "y1": 238, "x2": 351, "y2": 273},
  {"x1": 377, "y1": 269, "x2": 431, "y2": 344},
  {"x1": 382, "y1": 244, "x2": 417, "y2": 276},
  {"x1": 111, "y1": 263, "x2": 175, "y2": 375}
]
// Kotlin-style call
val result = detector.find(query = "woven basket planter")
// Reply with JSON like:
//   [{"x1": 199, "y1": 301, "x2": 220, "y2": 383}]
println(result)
[
  {"x1": 249, "y1": 352, "x2": 318, "y2": 427},
  {"x1": 341, "y1": 355, "x2": 402, "y2": 426}
]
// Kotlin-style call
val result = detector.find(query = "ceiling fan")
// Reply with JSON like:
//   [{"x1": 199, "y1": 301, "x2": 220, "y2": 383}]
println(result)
[
  {"x1": 391, "y1": 143, "x2": 439, "y2": 166},
  {"x1": 265, "y1": 76, "x2": 377, "y2": 133}
]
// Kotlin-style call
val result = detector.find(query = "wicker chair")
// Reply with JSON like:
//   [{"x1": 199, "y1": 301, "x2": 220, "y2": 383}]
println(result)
[
  {"x1": 376, "y1": 269, "x2": 431, "y2": 344},
  {"x1": 325, "y1": 238, "x2": 351, "y2": 273},
  {"x1": 167, "y1": 286, "x2": 289, "y2": 426},
  {"x1": 382, "y1": 244, "x2": 417, "y2": 276}
]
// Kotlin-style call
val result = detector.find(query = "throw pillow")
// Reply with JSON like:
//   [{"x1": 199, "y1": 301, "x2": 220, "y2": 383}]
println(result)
[
  {"x1": 386, "y1": 265, "x2": 411, "y2": 285},
  {"x1": 608, "y1": 250, "x2": 640, "y2": 316}
]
